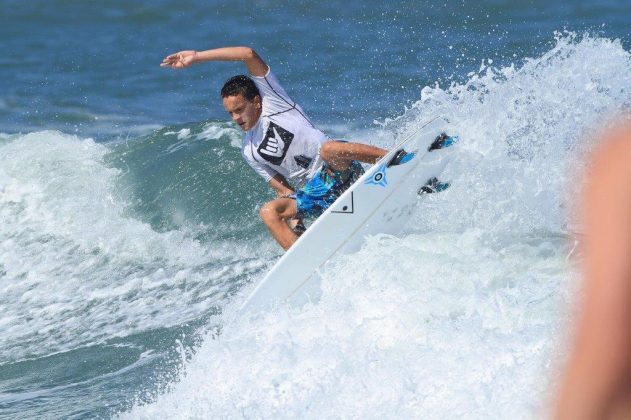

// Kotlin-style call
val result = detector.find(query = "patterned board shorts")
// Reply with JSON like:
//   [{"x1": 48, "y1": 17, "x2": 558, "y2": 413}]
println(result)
[{"x1": 291, "y1": 160, "x2": 364, "y2": 219}]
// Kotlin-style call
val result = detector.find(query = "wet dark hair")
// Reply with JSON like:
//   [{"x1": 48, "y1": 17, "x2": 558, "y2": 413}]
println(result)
[{"x1": 220, "y1": 75, "x2": 260, "y2": 101}]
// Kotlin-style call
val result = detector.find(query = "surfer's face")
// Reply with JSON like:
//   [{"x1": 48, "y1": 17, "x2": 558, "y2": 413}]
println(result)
[{"x1": 223, "y1": 94, "x2": 262, "y2": 131}]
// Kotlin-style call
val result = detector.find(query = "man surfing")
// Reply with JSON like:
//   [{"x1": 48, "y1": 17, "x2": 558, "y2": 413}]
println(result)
[{"x1": 161, "y1": 46, "x2": 387, "y2": 250}]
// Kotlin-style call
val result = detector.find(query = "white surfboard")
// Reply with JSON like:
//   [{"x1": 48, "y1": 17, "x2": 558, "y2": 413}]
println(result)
[{"x1": 240, "y1": 116, "x2": 456, "y2": 313}]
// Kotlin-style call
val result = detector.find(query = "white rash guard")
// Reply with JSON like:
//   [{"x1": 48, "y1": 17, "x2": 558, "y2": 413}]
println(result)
[{"x1": 241, "y1": 68, "x2": 329, "y2": 186}]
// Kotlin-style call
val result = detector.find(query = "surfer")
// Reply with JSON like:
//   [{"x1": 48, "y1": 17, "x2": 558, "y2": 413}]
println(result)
[{"x1": 161, "y1": 46, "x2": 387, "y2": 250}]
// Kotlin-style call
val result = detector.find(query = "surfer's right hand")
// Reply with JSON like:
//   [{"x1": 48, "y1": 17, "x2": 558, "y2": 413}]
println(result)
[{"x1": 160, "y1": 51, "x2": 197, "y2": 69}]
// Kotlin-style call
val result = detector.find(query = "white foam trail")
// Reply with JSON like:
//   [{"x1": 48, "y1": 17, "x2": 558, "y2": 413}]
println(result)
[{"x1": 123, "y1": 232, "x2": 573, "y2": 419}]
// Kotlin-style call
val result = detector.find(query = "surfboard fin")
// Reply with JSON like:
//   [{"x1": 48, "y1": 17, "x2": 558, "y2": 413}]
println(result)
[
  {"x1": 428, "y1": 133, "x2": 457, "y2": 151},
  {"x1": 387, "y1": 149, "x2": 415, "y2": 167},
  {"x1": 418, "y1": 177, "x2": 450, "y2": 195}
]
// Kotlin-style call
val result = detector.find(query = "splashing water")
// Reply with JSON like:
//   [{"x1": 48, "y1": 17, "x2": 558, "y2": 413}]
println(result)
[{"x1": 121, "y1": 34, "x2": 630, "y2": 419}]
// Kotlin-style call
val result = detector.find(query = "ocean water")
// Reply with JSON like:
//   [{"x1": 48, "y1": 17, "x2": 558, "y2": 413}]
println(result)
[{"x1": 1, "y1": 1, "x2": 630, "y2": 419}]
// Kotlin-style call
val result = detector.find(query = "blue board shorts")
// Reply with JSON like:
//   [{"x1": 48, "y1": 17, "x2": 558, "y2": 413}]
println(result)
[{"x1": 291, "y1": 160, "x2": 364, "y2": 219}]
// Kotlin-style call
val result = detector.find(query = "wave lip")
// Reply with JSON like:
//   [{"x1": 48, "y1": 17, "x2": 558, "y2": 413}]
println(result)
[{"x1": 0, "y1": 129, "x2": 269, "y2": 363}]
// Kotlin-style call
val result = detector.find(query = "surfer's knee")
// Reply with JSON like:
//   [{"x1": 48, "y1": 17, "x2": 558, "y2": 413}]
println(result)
[
  {"x1": 260, "y1": 199, "x2": 298, "y2": 225},
  {"x1": 259, "y1": 202, "x2": 280, "y2": 224},
  {"x1": 260, "y1": 199, "x2": 293, "y2": 221}
]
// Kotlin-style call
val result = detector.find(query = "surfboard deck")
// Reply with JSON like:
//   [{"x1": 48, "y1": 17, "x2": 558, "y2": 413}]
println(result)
[{"x1": 240, "y1": 116, "x2": 457, "y2": 313}]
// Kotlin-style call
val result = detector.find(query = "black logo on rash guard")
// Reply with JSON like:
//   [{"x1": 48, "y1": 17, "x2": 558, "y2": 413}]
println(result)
[
  {"x1": 294, "y1": 154, "x2": 313, "y2": 169},
  {"x1": 258, "y1": 122, "x2": 294, "y2": 165}
]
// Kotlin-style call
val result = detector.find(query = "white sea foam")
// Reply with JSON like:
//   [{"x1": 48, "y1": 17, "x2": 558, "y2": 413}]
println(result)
[
  {"x1": 0, "y1": 131, "x2": 270, "y2": 362},
  {"x1": 125, "y1": 232, "x2": 572, "y2": 419},
  {"x1": 122, "y1": 34, "x2": 630, "y2": 418}
]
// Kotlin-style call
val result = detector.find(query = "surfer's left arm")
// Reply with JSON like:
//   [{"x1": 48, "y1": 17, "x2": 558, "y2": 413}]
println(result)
[{"x1": 319, "y1": 140, "x2": 387, "y2": 171}]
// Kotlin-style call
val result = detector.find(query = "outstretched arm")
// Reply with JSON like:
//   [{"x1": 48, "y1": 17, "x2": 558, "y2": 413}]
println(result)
[{"x1": 160, "y1": 46, "x2": 269, "y2": 76}]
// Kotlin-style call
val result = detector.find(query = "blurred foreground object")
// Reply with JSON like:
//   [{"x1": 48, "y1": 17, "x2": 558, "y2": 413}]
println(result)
[{"x1": 554, "y1": 120, "x2": 631, "y2": 420}]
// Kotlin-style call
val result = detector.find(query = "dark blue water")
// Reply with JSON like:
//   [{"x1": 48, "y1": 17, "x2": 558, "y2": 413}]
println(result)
[
  {"x1": 1, "y1": 1, "x2": 630, "y2": 419},
  {"x1": 2, "y1": 1, "x2": 628, "y2": 138}
]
